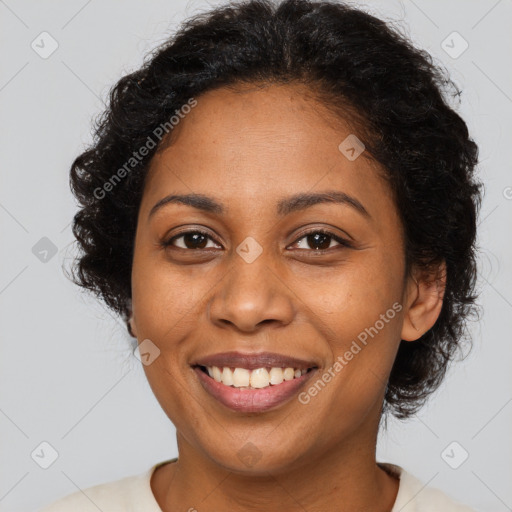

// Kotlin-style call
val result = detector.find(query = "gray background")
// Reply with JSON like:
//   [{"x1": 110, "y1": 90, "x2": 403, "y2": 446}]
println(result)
[{"x1": 1, "y1": 0, "x2": 511, "y2": 510}]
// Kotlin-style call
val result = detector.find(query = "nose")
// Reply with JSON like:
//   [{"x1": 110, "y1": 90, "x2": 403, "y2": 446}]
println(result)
[{"x1": 207, "y1": 251, "x2": 295, "y2": 333}]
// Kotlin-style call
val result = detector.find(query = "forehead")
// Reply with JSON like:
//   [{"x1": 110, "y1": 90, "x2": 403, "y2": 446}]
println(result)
[{"x1": 141, "y1": 84, "x2": 392, "y2": 220}]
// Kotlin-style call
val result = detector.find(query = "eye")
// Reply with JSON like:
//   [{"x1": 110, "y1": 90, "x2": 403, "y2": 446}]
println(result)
[
  {"x1": 162, "y1": 230, "x2": 221, "y2": 250},
  {"x1": 289, "y1": 229, "x2": 353, "y2": 252},
  {"x1": 161, "y1": 228, "x2": 352, "y2": 253}
]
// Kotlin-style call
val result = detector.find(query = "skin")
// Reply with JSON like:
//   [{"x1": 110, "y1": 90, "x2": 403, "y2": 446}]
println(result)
[{"x1": 129, "y1": 83, "x2": 446, "y2": 511}]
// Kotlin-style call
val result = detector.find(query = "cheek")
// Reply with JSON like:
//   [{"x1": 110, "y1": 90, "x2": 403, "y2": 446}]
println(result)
[
  {"x1": 304, "y1": 247, "x2": 404, "y2": 338},
  {"x1": 294, "y1": 266, "x2": 403, "y2": 436},
  {"x1": 131, "y1": 246, "x2": 207, "y2": 339},
  {"x1": 296, "y1": 248, "x2": 404, "y2": 394}
]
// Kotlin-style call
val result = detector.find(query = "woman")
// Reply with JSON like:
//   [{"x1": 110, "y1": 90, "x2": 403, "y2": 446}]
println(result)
[{"x1": 40, "y1": 0, "x2": 482, "y2": 510}]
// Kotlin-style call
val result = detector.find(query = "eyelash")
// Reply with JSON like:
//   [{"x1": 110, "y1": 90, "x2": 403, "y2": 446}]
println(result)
[{"x1": 161, "y1": 228, "x2": 353, "y2": 253}]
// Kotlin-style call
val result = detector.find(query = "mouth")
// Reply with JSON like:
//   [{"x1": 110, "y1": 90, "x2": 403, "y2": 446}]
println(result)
[
  {"x1": 195, "y1": 364, "x2": 315, "y2": 388},
  {"x1": 190, "y1": 352, "x2": 319, "y2": 413}
]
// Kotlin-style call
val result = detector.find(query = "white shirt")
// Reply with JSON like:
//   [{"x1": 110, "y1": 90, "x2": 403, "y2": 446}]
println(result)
[{"x1": 38, "y1": 459, "x2": 476, "y2": 511}]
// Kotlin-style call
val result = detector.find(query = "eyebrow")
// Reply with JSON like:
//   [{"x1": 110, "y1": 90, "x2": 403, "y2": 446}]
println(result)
[{"x1": 148, "y1": 190, "x2": 370, "y2": 219}]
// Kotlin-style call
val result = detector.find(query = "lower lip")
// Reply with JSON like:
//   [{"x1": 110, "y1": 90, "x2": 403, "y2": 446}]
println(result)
[{"x1": 192, "y1": 366, "x2": 317, "y2": 413}]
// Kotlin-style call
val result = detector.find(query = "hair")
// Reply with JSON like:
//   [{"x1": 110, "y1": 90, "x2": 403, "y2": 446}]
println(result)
[{"x1": 67, "y1": 0, "x2": 482, "y2": 419}]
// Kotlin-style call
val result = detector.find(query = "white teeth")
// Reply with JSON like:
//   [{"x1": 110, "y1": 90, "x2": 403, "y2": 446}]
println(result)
[
  {"x1": 269, "y1": 367, "x2": 284, "y2": 385},
  {"x1": 212, "y1": 366, "x2": 222, "y2": 382},
  {"x1": 283, "y1": 367, "x2": 295, "y2": 381},
  {"x1": 250, "y1": 368, "x2": 269, "y2": 388},
  {"x1": 232, "y1": 368, "x2": 250, "y2": 387},
  {"x1": 221, "y1": 367, "x2": 234, "y2": 386},
  {"x1": 203, "y1": 365, "x2": 311, "y2": 389}
]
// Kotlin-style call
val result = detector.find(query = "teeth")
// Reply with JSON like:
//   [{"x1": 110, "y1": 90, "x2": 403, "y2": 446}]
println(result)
[
  {"x1": 250, "y1": 368, "x2": 269, "y2": 388},
  {"x1": 269, "y1": 367, "x2": 284, "y2": 385},
  {"x1": 212, "y1": 366, "x2": 222, "y2": 382},
  {"x1": 283, "y1": 368, "x2": 295, "y2": 381},
  {"x1": 232, "y1": 368, "x2": 250, "y2": 387},
  {"x1": 203, "y1": 365, "x2": 311, "y2": 389},
  {"x1": 221, "y1": 367, "x2": 234, "y2": 386}
]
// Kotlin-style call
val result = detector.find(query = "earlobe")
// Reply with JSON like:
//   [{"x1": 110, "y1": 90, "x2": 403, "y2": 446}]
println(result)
[
  {"x1": 128, "y1": 316, "x2": 137, "y2": 338},
  {"x1": 127, "y1": 299, "x2": 138, "y2": 338},
  {"x1": 401, "y1": 262, "x2": 446, "y2": 342}
]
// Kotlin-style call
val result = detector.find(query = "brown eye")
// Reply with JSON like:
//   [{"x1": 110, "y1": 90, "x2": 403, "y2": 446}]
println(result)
[
  {"x1": 163, "y1": 230, "x2": 220, "y2": 250},
  {"x1": 305, "y1": 232, "x2": 331, "y2": 250},
  {"x1": 291, "y1": 230, "x2": 352, "y2": 251}
]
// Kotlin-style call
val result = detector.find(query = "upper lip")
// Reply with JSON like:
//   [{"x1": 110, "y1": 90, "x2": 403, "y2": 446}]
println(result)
[{"x1": 192, "y1": 351, "x2": 319, "y2": 371}]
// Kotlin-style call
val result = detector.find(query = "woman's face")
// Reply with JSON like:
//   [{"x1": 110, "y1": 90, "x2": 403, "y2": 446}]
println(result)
[{"x1": 130, "y1": 83, "x2": 416, "y2": 473}]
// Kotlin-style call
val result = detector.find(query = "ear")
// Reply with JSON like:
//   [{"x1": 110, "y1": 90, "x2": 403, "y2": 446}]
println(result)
[
  {"x1": 128, "y1": 316, "x2": 138, "y2": 338},
  {"x1": 127, "y1": 299, "x2": 138, "y2": 338},
  {"x1": 401, "y1": 261, "x2": 446, "y2": 342}
]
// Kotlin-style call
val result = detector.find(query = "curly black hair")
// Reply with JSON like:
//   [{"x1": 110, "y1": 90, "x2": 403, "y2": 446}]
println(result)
[{"x1": 67, "y1": 0, "x2": 482, "y2": 419}]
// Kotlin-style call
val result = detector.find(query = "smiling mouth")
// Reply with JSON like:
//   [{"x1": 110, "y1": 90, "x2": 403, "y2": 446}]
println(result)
[{"x1": 195, "y1": 364, "x2": 316, "y2": 389}]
